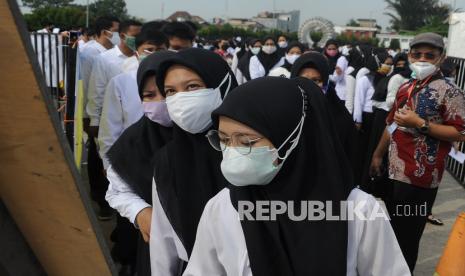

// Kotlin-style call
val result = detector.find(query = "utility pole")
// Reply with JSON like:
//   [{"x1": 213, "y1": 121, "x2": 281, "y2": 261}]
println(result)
[
  {"x1": 161, "y1": 2, "x2": 165, "y2": 19},
  {"x1": 86, "y1": 0, "x2": 89, "y2": 28}
]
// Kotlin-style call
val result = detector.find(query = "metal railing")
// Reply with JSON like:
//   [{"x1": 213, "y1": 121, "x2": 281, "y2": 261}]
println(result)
[
  {"x1": 30, "y1": 32, "x2": 77, "y2": 148},
  {"x1": 446, "y1": 57, "x2": 465, "y2": 186}
]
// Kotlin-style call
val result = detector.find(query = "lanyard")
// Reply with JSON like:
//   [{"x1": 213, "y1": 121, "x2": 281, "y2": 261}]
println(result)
[{"x1": 404, "y1": 74, "x2": 434, "y2": 110}]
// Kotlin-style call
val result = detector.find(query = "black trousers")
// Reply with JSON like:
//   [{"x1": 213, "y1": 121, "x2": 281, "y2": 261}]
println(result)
[
  {"x1": 385, "y1": 180, "x2": 438, "y2": 273},
  {"x1": 110, "y1": 215, "x2": 138, "y2": 268},
  {"x1": 87, "y1": 137, "x2": 110, "y2": 210},
  {"x1": 358, "y1": 112, "x2": 374, "y2": 177}
]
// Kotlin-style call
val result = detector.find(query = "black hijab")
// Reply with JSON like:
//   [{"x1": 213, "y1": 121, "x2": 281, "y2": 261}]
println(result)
[
  {"x1": 106, "y1": 51, "x2": 175, "y2": 203},
  {"x1": 212, "y1": 77, "x2": 354, "y2": 275},
  {"x1": 441, "y1": 57, "x2": 459, "y2": 78},
  {"x1": 153, "y1": 48, "x2": 238, "y2": 256},
  {"x1": 392, "y1": 53, "x2": 411, "y2": 77},
  {"x1": 365, "y1": 49, "x2": 390, "y2": 89},
  {"x1": 237, "y1": 38, "x2": 260, "y2": 81},
  {"x1": 291, "y1": 52, "x2": 330, "y2": 84},
  {"x1": 347, "y1": 45, "x2": 365, "y2": 77},
  {"x1": 291, "y1": 52, "x2": 360, "y2": 183},
  {"x1": 323, "y1": 39, "x2": 340, "y2": 72},
  {"x1": 372, "y1": 53, "x2": 410, "y2": 102},
  {"x1": 281, "y1": 41, "x2": 305, "y2": 72},
  {"x1": 257, "y1": 37, "x2": 282, "y2": 75}
]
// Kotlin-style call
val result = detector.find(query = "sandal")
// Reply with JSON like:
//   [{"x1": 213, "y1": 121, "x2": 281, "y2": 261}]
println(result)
[{"x1": 427, "y1": 215, "x2": 444, "y2": 226}]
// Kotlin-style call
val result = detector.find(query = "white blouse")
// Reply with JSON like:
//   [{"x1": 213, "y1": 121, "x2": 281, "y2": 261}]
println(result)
[
  {"x1": 150, "y1": 179, "x2": 188, "y2": 276},
  {"x1": 184, "y1": 188, "x2": 411, "y2": 276},
  {"x1": 248, "y1": 55, "x2": 284, "y2": 80},
  {"x1": 353, "y1": 75, "x2": 375, "y2": 123}
]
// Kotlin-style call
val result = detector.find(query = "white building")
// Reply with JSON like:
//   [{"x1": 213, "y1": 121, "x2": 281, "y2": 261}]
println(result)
[
  {"x1": 252, "y1": 10, "x2": 300, "y2": 32},
  {"x1": 377, "y1": 33, "x2": 415, "y2": 51}
]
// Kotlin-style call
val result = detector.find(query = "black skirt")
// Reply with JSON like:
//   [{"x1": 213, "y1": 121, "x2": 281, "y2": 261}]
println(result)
[{"x1": 360, "y1": 107, "x2": 390, "y2": 198}]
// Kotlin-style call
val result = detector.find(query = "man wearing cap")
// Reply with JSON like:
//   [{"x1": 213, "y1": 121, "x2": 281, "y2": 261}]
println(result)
[{"x1": 370, "y1": 32, "x2": 465, "y2": 272}]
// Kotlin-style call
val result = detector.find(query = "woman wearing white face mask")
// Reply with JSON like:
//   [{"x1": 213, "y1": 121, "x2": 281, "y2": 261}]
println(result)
[
  {"x1": 105, "y1": 51, "x2": 175, "y2": 276},
  {"x1": 184, "y1": 77, "x2": 410, "y2": 276},
  {"x1": 268, "y1": 41, "x2": 304, "y2": 78},
  {"x1": 236, "y1": 39, "x2": 262, "y2": 84},
  {"x1": 249, "y1": 37, "x2": 284, "y2": 79},
  {"x1": 149, "y1": 48, "x2": 238, "y2": 275},
  {"x1": 353, "y1": 50, "x2": 393, "y2": 183}
]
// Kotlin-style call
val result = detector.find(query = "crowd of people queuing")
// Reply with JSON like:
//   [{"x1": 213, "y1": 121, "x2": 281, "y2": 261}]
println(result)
[{"x1": 74, "y1": 15, "x2": 465, "y2": 276}]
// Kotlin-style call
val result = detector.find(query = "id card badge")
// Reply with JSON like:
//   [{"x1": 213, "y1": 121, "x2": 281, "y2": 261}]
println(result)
[
  {"x1": 388, "y1": 122, "x2": 398, "y2": 135},
  {"x1": 449, "y1": 148, "x2": 465, "y2": 164}
]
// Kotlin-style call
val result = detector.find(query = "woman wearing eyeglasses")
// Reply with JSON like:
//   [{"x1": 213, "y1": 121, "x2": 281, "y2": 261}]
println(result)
[
  {"x1": 184, "y1": 77, "x2": 410, "y2": 276},
  {"x1": 148, "y1": 48, "x2": 238, "y2": 275}
]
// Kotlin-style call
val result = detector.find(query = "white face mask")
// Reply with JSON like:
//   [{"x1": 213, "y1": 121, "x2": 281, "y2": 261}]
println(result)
[
  {"x1": 221, "y1": 146, "x2": 282, "y2": 186},
  {"x1": 409, "y1": 62, "x2": 438, "y2": 80},
  {"x1": 109, "y1": 31, "x2": 120, "y2": 46},
  {"x1": 285, "y1": 54, "x2": 300, "y2": 65},
  {"x1": 278, "y1": 41, "x2": 288, "y2": 48},
  {"x1": 220, "y1": 87, "x2": 307, "y2": 186},
  {"x1": 166, "y1": 73, "x2": 231, "y2": 134},
  {"x1": 250, "y1": 47, "x2": 261, "y2": 55},
  {"x1": 262, "y1": 45, "x2": 277, "y2": 55}
]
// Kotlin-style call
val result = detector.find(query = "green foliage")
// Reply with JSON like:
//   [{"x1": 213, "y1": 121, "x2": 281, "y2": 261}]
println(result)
[
  {"x1": 389, "y1": 38, "x2": 401, "y2": 50},
  {"x1": 385, "y1": 0, "x2": 451, "y2": 32},
  {"x1": 346, "y1": 19, "x2": 360, "y2": 27},
  {"x1": 22, "y1": 0, "x2": 131, "y2": 30},
  {"x1": 310, "y1": 31, "x2": 323, "y2": 43},
  {"x1": 197, "y1": 24, "x2": 298, "y2": 41},
  {"x1": 21, "y1": 0, "x2": 74, "y2": 9},
  {"x1": 336, "y1": 34, "x2": 380, "y2": 47},
  {"x1": 23, "y1": 5, "x2": 86, "y2": 30},
  {"x1": 88, "y1": 0, "x2": 129, "y2": 22}
]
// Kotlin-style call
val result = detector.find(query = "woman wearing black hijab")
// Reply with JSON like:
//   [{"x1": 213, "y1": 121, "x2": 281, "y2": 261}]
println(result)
[
  {"x1": 345, "y1": 46, "x2": 366, "y2": 114},
  {"x1": 323, "y1": 39, "x2": 340, "y2": 72},
  {"x1": 236, "y1": 38, "x2": 262, "y2": 84},
  {"x1": 291, "y1": 52, "x2": 361, "y2": 182},
  {"x1": 148, "y1": 48, "x2": 238, "y2": 275},
  {"x1": 353, "y1": 50, "x2": 393, "y2": 178},
  {"x1": 105, "y1": 51, "x2": 175, "y2": 276},
  {"x1": 249, "y1": 37, "x2": 284, "y2": 79},
  {"x1": 184, "y1": 77, "x2": 409, "y2": 275},
  {"x1": 361, "y1": 53, "x2": 410, "y2": 196},
  {"x1": 269, "y1": 41, "x2": 305, "y2": 78}
]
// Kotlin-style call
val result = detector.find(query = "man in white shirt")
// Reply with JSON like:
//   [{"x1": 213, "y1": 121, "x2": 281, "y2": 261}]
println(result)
[
  {"x1": 80, "y1": 16, "x2": 120, "y2": 128},
  {"x1": 79, "y1": 16, "x2": 121, "y2": 222},
  {"x1": 85, "y1": 20, "x2": 141, "y2": 223},
  {"x1": 86, "y1": 20, "x2": 142, "y2": 134},
  {"x1": 99, "y1": 26, "x2": 168, "y2": 170},
  {"x1": 160, "y1": 21, "x2": 195, "y2": 51}
]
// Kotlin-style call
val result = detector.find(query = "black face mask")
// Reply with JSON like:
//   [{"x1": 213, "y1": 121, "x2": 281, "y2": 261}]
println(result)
[{"x1": 221, "y1": 44, "x2": 229, "y2": 51}]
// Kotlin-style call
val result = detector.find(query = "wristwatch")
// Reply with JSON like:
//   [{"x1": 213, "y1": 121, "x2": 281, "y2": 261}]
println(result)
[{"x1": 417, "y1": 119, "x2": 430, "y2": 134}]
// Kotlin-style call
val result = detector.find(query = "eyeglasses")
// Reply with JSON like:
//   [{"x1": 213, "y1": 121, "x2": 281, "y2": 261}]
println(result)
[
  {"x1": 409, "y1": 51, "x2": 439, "y2": 61},
  {"x1": 205, "y1": 129, "x2": 264, "y2": 155}
]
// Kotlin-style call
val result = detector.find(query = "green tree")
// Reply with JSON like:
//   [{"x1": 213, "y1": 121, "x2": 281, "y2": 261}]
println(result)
[
  {"x1": 23, "y1": 6, "x2": 86, "y2": 30},
  {"x1": 310, "y1": 31, "x2": 323, "y2": 48},
  {"x1": 197, "y1": 24, "x2": 297, "y2": 41},
  {"x1": 21, "y1": 0, "x2": 74, "y2": 9},
  {"x1": 346, "y1": 19, "x2": 360, "y2": 27},
  {"x1": 88, "y1": 0, "x2": 129, "y2": 22},
  {"x1": 389, "y1": 38, "x2": 401, "y2": 50},
  {"x1": 385, "y1": 0, "x2": 451, "y2": 31}
]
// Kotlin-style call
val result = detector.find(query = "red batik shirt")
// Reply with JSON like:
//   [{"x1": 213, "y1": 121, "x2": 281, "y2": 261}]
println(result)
[{"x1": 386, "y1": 75, "x2": 465, "y2": 189}]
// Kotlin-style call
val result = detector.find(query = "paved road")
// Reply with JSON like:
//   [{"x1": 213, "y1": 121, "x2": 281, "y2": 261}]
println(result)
[{"x1": 416, "y1": 171, "x2": 465, "y2": 275}]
